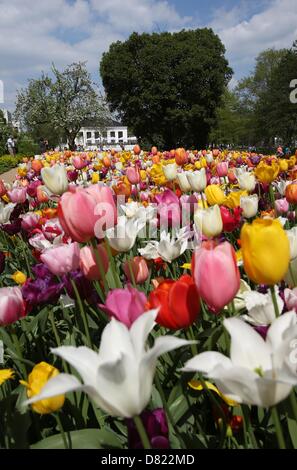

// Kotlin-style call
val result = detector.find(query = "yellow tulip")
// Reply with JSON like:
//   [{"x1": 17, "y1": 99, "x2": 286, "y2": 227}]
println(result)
[
  {"x1": 21, "y1": 362, "x2": 65, "y2": 415},
  {"x1": 140, "y1": 170, "x2": 147, "y2": 181},
  {"x1": 204, "y1": 185, "x2": 226, "y2": 206},
  {"x1": 288, "y1": 156, "x2": 296, "y2": 168},
  {"x1": 91, "y1": 172, "x2": 100, "y2": 184},
  {"x1": 0, "y1": 369, "x2": 14, "y2": 386},
  {"x1": 194, "y1": 161, "x2": 201, "y2": 170},
  {"x1": 279, "y1": 160, "x2": 288, "y2": 172},
  {"x1": 224, "y1": 190, "x2": 248, "y2": 209},
  {"x1": 240, "y1": 218, "x2": 290, "y2": 285},
  {"x1": 150, "y1": 163, "x2": 167, "y2": 186},
  {"x1": 189, "y1": 380, "x2": 238, "y2": 407},
  {"x1": 254, "y1": 161, "x2": 279, "y2": 184},
  {"x1": 11, "y1": 271, "x2": 27, "y2": 285}
]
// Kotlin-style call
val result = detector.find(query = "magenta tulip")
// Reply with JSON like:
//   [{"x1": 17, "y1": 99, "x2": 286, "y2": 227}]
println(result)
[
  {"x1": 126, "y1": 166, "x2": 140, "y2": 185},
  {"x1": 99, "y1": 285, "x2": 147, "y2": 327},
  {"x1": 192, "y1": 241, "x2": 240, "y2": 313},
  {"x1": 7, "y1": 187, "x2": 27, "y2": 204}
]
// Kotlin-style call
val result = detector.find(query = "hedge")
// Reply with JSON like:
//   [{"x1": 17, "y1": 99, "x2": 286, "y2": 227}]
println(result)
[{"x1": 0, "y1": 154, "x2": 25, "y2": 174}]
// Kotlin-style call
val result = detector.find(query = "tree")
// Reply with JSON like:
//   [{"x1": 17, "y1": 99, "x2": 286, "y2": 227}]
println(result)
[
  {"x1": 15, "y1": 63, "x2": 107, "y2": 150},
  {"x1": 0, "y1": 110, "x2": 13, "y2": 155},
  {"x1": 100, "y1": 30, "x2": 232, "y2": 149}
]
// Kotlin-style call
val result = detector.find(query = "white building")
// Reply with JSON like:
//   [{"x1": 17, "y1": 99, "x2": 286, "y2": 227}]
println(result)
[{"x1": 75, "y1": 119, "x2": 137, "y2": 150}]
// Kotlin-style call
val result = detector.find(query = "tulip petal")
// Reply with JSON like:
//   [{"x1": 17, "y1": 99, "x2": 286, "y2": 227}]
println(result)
[
  {"x1": 266, "y1": 310, "x2": 297, "y2": 351},
  {"x1": 99, "y1": 317, "x2": 134, "y2": 361},
  {"x1": 52, "y1": 346, "x2": 101, "y2": 387},
  {"x1": 130, "y1": 309, "x2": 158, "y2": 356},
  {"x1": 24, "y1": 373, "x2": 85, "y2": 405},
  {"x1": 182, "y1": 351, "x2": 232, "y2": 374},
  {"x1": 224, "y1": 317, "x2": 271, "y2": 370}
]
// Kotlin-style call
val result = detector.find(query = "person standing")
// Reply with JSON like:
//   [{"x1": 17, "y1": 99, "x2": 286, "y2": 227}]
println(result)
[{"x1": 6, "y1": 136, "x2": 15, "y2": 156}]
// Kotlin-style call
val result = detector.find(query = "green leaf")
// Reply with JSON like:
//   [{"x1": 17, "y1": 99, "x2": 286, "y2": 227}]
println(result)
[{"x1": 31, "y1": 428, "x2": 124, "y2": 449}]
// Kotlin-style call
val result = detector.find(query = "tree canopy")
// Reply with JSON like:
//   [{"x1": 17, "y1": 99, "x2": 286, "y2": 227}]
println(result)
[
  {"x1": 100, "y1": 29, "x2": 232, "y2": 149},
  {"x1": 15, "y1": 62, "x2": 108, "y2": 149}
]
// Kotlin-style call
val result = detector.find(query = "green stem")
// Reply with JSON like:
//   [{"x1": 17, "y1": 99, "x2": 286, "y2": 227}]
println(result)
[
  {"x1": 289, "y1": 264, "x2": 297, "y2": 287},
  {"x1": 90, "y1": 240, "x2": 108, "y2": 296},
  {"x1": 55, "y1": 413, "x2": 69, "y2": 449},
  {"x1": 289, "y1": 389, "x2": 297, "y2": 424},
  {"x1": 70, "y1": 279, "x2": 92, "y2": 349},
  {"x1": 49, "y1": 311, "x2": 71, "y2": 375},
  {"x1": 133, "y1": 415, "x2": 151, "y2": 449},
  {"x1": 269, "y1": 184, "x2": 275, "y2": 206},
  {"x1": 271, "y1": 406, "x2": 286, "y2": 449},
  {"x1": 105, "y1": 238, "x2": 122, "y2": 288},
  {"x1": 270, "y1": 286, "x2": 280, "y2": 318},
  {"x1": 241, "y1": 405, "x2": 258, "y2": 449},
  {"x1": 126, "y1": 257, "x2": 137, "y2": 287},
  {"x1": 10, "y1": 329, "x2": 27, "y2": 378}
]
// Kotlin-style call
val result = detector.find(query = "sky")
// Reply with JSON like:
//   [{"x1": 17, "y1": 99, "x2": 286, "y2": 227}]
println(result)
[{"x1": 0, "y1": 0, "x2": 296, "y2": 111}]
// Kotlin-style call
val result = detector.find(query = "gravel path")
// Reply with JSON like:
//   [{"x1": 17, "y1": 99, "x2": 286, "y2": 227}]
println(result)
[{"x1": 0, "y1": 168, "x2": 18, "y2": 185}]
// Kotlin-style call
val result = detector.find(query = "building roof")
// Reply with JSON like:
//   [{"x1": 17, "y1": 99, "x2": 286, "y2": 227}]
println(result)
[{"x1": 81, "y1": 117, "x2": 123, "y2": 128}]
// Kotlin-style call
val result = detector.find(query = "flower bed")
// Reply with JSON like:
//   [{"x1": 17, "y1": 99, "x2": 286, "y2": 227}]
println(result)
[{"x1": 1, "y1": 147, "x2": 297, "y2": 449}]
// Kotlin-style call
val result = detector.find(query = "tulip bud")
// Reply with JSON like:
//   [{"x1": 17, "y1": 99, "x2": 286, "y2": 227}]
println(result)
[
  {"x1": 163, "y1": 163, "x2": 177, "y2": 181},
  {"x1": 187, "y1": 168, "x2": 207, "y2": 192},
  {"x1": 194, "y1": 205, "x2": 223, "y2": 238},
  {"x1": 240, "y1": 195, "x2": 259, "y2": 218}
]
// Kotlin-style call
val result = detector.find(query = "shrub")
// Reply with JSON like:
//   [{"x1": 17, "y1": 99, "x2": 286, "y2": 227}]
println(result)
[{"x1": 0, "y1": 154, "x2": 24, "y2": 174}]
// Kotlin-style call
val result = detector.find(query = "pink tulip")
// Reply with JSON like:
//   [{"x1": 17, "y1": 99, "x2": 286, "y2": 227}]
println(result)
[
  {"x1": 0, "y1": 287, "x2": 26, "y2": 326},
  {"x1": 72, "y1": 156, "x2": 87, "y2": 170},
  {"x1": 99, "y1": 285, "x2": 147, "y2": 327},
  {"x1": 21, "y1": 213, "x2": 40, "y2": 231},
  {"x1": 7, "y1": 187, "x2": 27, "y2": 204},
  {"x1": 58, "y1": 184, "x2": 117, "y2": 242},
  {"x1": 284, "y1": 288, "x2": 297, "y2": 312},
  {"x1": 36, "y1": 186, "x2": 49, "y2": 203},
  {"x1": 216, "y1": 162, "x2": 229, "y2": 177},
  {"x1": 79, "y1": 243, "x2": 109, "y2": 280},
  {"x1": 155, "y1": 189, "x2": 181, "y2": 228},
  {"x1": 192, "y1": 241, "x2": 240, "y2": 313},
  {"x1": 27, "y1": 180, "x2": 42, "y2": 198},
  {"x1": 40, "y1": 242, "x2": 80, "y2": 276},
  {"x1": 123, "y1": 257, "x2": 149, "y2": 284},
  {"x1": 126, "y1": 166, "x2": 140, "y2": 184},
  {"x1": 0, "y1": 179, "x2": 7, "y2": 197},
  {"x1": 275, "y1": 198, "x2": 289, "y2": 214}
]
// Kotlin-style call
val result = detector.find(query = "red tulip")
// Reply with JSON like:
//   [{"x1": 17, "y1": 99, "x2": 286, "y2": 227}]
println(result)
[
  {"x1": 220, "y1": 206, "x2": 242, "y2": 232},
  {"x1": 146, "y1": 275, "x2": 200, "y2": 329}
]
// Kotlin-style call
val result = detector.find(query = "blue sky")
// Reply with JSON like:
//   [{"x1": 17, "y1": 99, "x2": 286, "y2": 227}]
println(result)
[{"x1": 0, "y1": 0, "x2": 296, "y2": 110}]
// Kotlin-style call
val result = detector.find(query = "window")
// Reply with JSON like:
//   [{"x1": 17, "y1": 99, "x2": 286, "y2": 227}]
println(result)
[
  {"x1": 110, "y1": 131, "x2": 115, "y2": 138},
  {"x1": 86, "y1": 132, "x2": 92, "y2": 139},
  {"x1": 94, "y1": 132, "x2": 100, "y2": 139},
  {"x1": 118, "y1": 131, "x2": 123, "y2": 139}
]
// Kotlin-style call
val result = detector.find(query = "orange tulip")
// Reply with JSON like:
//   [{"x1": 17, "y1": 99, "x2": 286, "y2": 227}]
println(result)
[{"x1": 285, "y1": 183, "x2": 297, "y2": 204}]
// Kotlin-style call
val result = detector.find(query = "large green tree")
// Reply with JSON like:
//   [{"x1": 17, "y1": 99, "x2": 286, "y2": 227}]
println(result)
[
  {"x1": 15, "y1": 63, "x2": 107, "y2": 150},
  {"x1": 100, "y1": 29, "x2": 232, "y2": 149}
]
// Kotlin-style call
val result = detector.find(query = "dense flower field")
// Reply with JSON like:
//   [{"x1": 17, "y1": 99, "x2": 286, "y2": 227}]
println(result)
[{"x1": 1, "y1": 146, "x2": 297, "y2": 449}]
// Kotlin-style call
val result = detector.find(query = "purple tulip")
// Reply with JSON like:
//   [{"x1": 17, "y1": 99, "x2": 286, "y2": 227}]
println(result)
[{"x1": 126, "y1": 409, "x2": 169, "y2": 449}]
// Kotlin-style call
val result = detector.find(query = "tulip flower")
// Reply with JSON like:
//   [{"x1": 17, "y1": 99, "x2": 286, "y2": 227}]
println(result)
[
  {"x1": 177, "y1": 172, "x2": 191, "y2": 192},
  {"x1": 126, "y1": 166, "x2": 140, "y2": 185},
  {"x1": 236, "y1": 171, "x2": 256, "y2": 192},
  {"x1": 163, "y1": 163, "x2": 177, "y2": 181},
  {"x1": 194, "y1": 205, "x2": 223, "y2": 238},
  {"x1": 0, "y1": 369, "x2": 14, "y2": 386},
  {"x1": 216, "y1": 162, "x2": 228, "y2": 177},
  {"x1": 72, "y1": 156, "x2": 87, "y2": 170},
  {"x1": 0, "y1": 202, "x2": 16, "y2": 224},
  {"x1": 0, "y1": 287, "x2": 26, "y2": 326},
  {"x1": 127, "y1": 408, "x2": 169, "y2": 449},
  {"x1": 275, "y1": 198, "x2": 289, "y2": 214},
  {"x1": 204, "y1": 185, "x2": 226, "y2": 206},
  {"x1": 7, "y1": 187, "x2": 27, "y2": 204},
  {"x1": 106, "y1": 216, "x2": 145, "y2": 253},
  {"x1": 241, "y1": 289, "x2": 284, "y2": 326},
  {"x1": 285, "y1": 183, "x2": 297, "y2": 204},
  {"x1": 40, "y1": 242, "x2": 80, "y2": 276},
  {"x1": 79, "y1": 243, "x2": 109, "y2": 281},
  {"x1": 24, "y1": 310, "x2": 192, "y2": 418},
  {"x1": 183, "y1": 312, "x2": 297, "y2": 407},
  {"x1": 41, "y1": 165, "x2": 69, "y2": 195},
  {"x1": 241, "y1": 219, "x2": 290, "y2": 285},
  {"x1": 186, "y1": 169, "x2": 207, "y2": 192},
  {"x1": 240, "y1": 194, "x2": 259, "y2": 218},
  {"x1": 58, "y1": 184, "x2": 117, "y2": 242},
  {"x1": 0, "y1": 179, "x2": 7, "y2": 197},
  {"x1": 224, "y1": 190, "x2": 248, "y2": 209},
  {"x1": 147, "y1": 275, "x2": 200, "y2": 329},
  {"x1": 123, "y1": 257, "x2": 149, "y2": 284},
  {"x1": 192, "y1": 241, "x2": 240, "y2": 313},
  {"x1": 21, "y1": 212, "x2": 40, "y2": 231},
  {"x1": 139, "y1": 228, "x2": 190, "y2": 263},
  {"x1": 99, "y1": 285, "x2": 147, "y2": 327},
  {"x1": 284, "y1": 288, "x2": 297, "y2": 312},
  {"x1": 254, "y1": 161, "x2": 279, "y2": 184},
  {"x1": 220, "y1": 206, "x2": 242, "y2": 232},
  {"x1": 11, "y1": 271, "x2": 27, "y2": 285},
  {"x1": 286, "y1": 226, "x2": 297, "y2": 260},
  {"x1": 21, "y1": 362, "x2": 65, "y2": 414}
]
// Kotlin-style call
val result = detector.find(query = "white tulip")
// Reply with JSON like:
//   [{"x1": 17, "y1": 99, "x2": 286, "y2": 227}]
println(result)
[
  {"x1": 286, "y1": 226, "x2": 297, "y2": 260},
  {"x1": 194, "y1": 205, "x2": 223, "y2": 238},
  {"x1": 163, "y1": 163, "x2": 177, "y2": 181},
  {"x1": 237, "y1": 172, "x2": 256, "y2": 192},
  {"x1": 41, "y1": 165, "x2": 69, "y2": 195},
  {"x1": 138, "y1": 227, "x2": 191, "y2": 263},
  {"x1": 183, "y1": 312, "x2": 297, "y2": 407},
  {"x1": 241, "y1": 289, "x2": 284, "y2": 326},
  {"x1": 206, "y1": 153, "x2": 213, "y2": 163},
  {"x1": 24, "y1": 310, "x2": 193, "y2": 418},
  {"x1": 0, "y1": 202, "x2": 16, "y2": 224},
  {"x1": 240, "y1": 194, "x2": 258, "y2": 218},
  {"x1": 106, "y1": 216, "x2": 145, "y2": 252},
  {"x1": 177, "y1": 172, "x2": 191, "y2": 192},
  {"x1": 187, "y1": 168, "x2": 207, "y2": 192}
]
